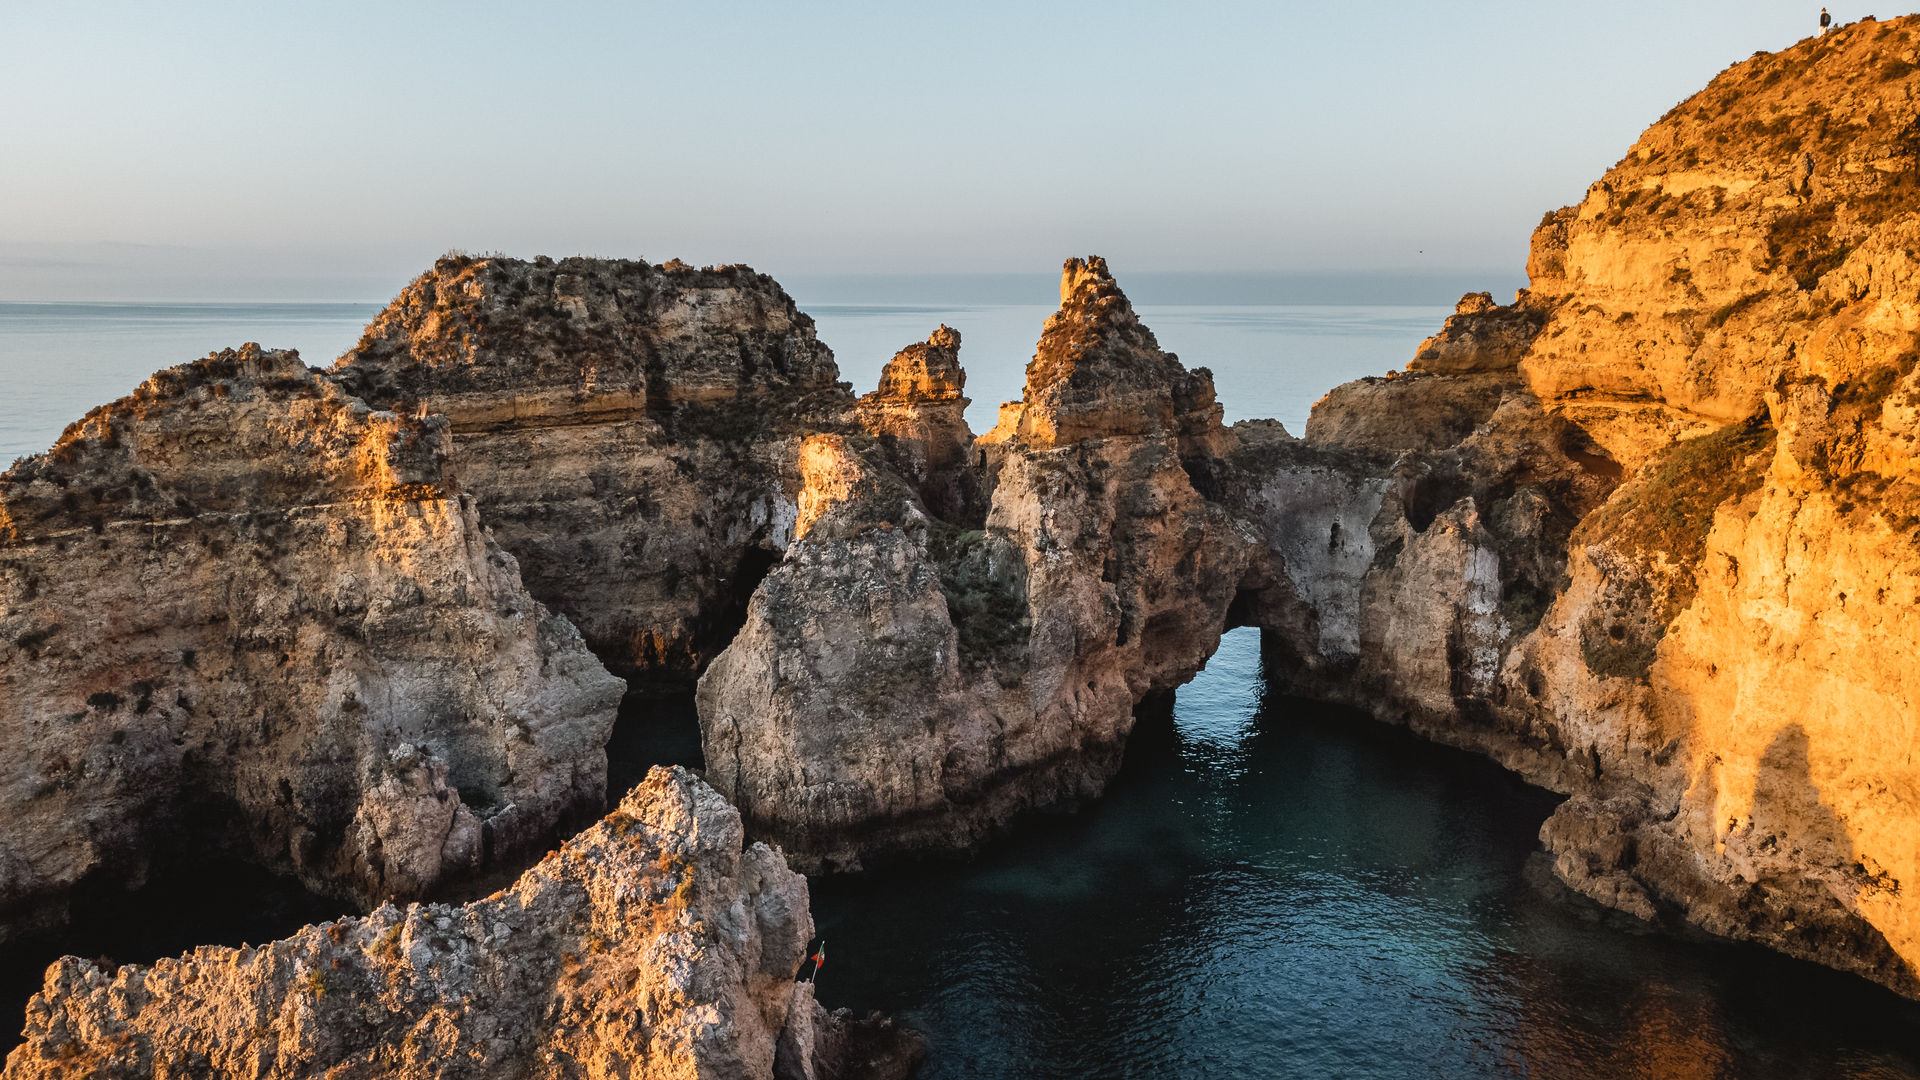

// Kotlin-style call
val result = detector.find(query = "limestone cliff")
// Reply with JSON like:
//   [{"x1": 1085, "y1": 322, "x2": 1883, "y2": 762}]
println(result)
[
  {"x1": 2, "y1": 766, "x2": 917, "y2": 1080},
  {"x1": 331, "y1": 255, "x2": 855, "y2": 685},
  {"x1": 697, "y1": 260, "x2": 1257, "y2": 870},
  {"x1": 0, "y1": 346, "x2": 624, "y2": 943},
  {"x1": 1248, "y1": 16, "x2": 1920, "y2": 997},
  {"x1": 854, "y1": 326, "x2": 976, "y2": 522}
]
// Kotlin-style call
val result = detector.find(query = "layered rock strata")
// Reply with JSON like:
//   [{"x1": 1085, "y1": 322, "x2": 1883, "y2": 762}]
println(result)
[
  {"x1": 698, "y1": 259, "x2": 1258, "y2": 870},
  {"x1": 0, "y1": 346, "x2": 624, "y2": 942},
  {"x1": 2, "y1": 766, "x2": 917, "y2": 1080},
  {"x1": 331, "y1": 255, "x2": 855, "y2": 685},
  {"x1": 1247, "y1": 17, "x2": 1920, "y2": 996},
  {"x1": 854, "y1": 326, "x2": 976, "y2": 522}
]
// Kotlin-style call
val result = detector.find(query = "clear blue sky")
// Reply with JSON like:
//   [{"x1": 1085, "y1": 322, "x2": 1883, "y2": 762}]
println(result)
[{"x1": 0, "y1": 1, "x2": 1883, "y2": 298}]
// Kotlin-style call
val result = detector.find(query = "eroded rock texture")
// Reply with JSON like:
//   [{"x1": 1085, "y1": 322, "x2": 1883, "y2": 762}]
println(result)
[
  {"x1": 1244, "y1": 18, "x2": 1920, "y2": 996},
  {"x1": 0, "y1": 347, "x2": 624, "y2": 942},
  {"x1": 855, "y1": 325, "x2": 975, "y2": 522},
  {"x1": 331, "y1": 255, "x2": 855, "y2": 685},
  {"x1": 2, "y1": 766, "x2": 917, "y2": 1080},
  {"x1": 698, "y1": 259, "x2": 1257, "y2": 869}
]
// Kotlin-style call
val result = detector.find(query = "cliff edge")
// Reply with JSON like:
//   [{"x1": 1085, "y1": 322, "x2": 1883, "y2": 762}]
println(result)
[{"x1": 1255, "y1": 15, "x2": 1920, "y2": 996}]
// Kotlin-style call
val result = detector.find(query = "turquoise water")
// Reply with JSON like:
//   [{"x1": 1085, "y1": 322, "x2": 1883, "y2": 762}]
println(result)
[{"x1": 806, "y1": 629, "x2": 1920, "y2": 1079}]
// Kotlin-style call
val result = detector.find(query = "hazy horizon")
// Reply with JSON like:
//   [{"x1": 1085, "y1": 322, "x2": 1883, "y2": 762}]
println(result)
[
  {"x1": 0, "y1": 1, "x2": 1870, "y2": 301},
  {"x1": 0, "y1": 254, "x2": 1528, "y2": 307}
]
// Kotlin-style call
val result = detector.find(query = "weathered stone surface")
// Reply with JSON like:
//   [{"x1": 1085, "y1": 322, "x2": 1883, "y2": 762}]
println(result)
[
  {"x1": 0, "y1": 346, "x2": 624, "y2": 942},
  {"x1": 698, "y1": 259, "x2": 1258, "y2": 870},
  {"x1": 854, "y1": 325, "x2": 975, "y2": 522},
  {"x1": 331, "y1": 254, "x2": 855, "y2": 685},
  {"x1": 2, "y1": 766, "x2": 919, "y2": 1080},
  {"x1": 996, "y1": 257, "x2": 1229, "y2": 456},
  {"x1": 1303, "y1": 369, "x2": 1518, "y2": 453},
  {"x1": 1241, "y1": 17, "x2": 1920, "y2": 997},
  {"x1": 1406, "y1": 291, "x2": 1545, "y2": 376}
]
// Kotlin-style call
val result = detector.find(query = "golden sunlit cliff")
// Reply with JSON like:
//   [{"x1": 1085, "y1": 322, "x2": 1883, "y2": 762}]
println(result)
[{"x1": 1258, "y1": 14, "x2": 1920, "y2": 995}]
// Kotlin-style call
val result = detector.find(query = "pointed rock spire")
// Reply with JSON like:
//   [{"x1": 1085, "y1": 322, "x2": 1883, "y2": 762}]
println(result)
[{"x1": 1012, "y1": 256, "x2": 1225, "y2": 450}]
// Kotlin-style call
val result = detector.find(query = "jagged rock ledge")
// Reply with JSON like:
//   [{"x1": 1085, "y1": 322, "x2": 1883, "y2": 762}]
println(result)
[
  {"x1": 697, "y1": 259, "x2": 1256, "y2": 871},
  {"x1": 0, "y1": 346, "x2": 624, "y2": 943},
  {"x1": 2, "y1": 766, "x2": 923, "y2": 1080},
  {"x1": 330, "y1": 255, "x2": 856, "y2": 686}
]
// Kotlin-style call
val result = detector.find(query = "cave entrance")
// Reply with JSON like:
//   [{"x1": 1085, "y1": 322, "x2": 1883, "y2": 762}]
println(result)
[
  {"x1": 604, "y1": 544, "x2": 780, "y2": 799},
  {"x1": 604, "y1": 687, "x2": 704, "y2": 800},
  {"x1": 711, "y1": 545, "x2": 782, "y2": 658}
]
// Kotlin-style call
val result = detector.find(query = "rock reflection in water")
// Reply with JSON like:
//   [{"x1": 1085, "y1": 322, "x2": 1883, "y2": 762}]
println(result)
[{"x1": 808, "y1": 626, "x2": 1920, "y2": 1079}]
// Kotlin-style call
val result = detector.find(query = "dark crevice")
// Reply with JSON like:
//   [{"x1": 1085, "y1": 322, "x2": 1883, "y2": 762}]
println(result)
[
  {"x1": 710, "y1": 544, "x2": 781, "y2": 656},
  {"x1": 605, "y1": 686, "x2": 705, "y2": 802},
  {"x1": 1, "y1": 853, "x2": 343, "y2": 1054},
  {"x1": 1403, "y1": 470, "x2": 1471, "y2": 532}
]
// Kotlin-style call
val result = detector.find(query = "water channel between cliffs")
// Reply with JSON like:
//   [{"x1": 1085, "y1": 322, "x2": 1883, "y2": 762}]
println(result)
[{"x1": 772, "y1": 627, "x2": 1920, "y2": 1080}]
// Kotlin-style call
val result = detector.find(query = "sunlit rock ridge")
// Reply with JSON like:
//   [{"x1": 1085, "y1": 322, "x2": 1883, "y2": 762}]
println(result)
[
  {"x1": 1264, "y1": 15, "x2": 1920, "y2": 996},
  {"x1": 4, "y1": 767, "x2": 908, "y2": 1080},
  {"x1": 698, "y1": 261, "x2": 1253, "y2": 869}
]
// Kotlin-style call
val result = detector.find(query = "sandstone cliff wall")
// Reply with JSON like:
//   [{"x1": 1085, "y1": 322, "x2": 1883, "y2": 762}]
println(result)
[
  {"x1": 332, "y1": 255, "x2": 855, "y2": 685},
  {"x1": 1245, "y1": 17, "x2": 1920, "y2": 996},
  {"x1": 697, "y1": 260, "x2": 1256, "y2": 869},
  {"x1": 0, "y1": 347, "x2": 624, "y2": 943}
]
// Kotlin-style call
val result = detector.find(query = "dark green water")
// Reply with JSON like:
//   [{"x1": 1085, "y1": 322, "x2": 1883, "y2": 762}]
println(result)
[{"x1": 799, "y1": 628, "x2": 1920, "y2": 1079}]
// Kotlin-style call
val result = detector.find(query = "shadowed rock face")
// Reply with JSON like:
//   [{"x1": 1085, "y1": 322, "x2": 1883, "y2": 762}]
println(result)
[
  {"x1": 0, "y1": 346, "x2": 624, "y2": 943},
  {"x1": 2, "y1": 766, "x2": 920, "y2": 1080},
  {"x1": 1240, "y1": 16, "x2": 1920, "y2": 997},
  {"x1": 331, "y1": 254, "x2": 856, "y2": 685},
  {"x1": 697, "y1": 260, "x2": 1258, "y2": 871}
]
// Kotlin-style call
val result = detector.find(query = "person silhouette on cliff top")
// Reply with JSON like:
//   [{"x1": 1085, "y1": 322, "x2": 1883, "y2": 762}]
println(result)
[{"x1": 1820, "y1": 7, "x2": 1831, "y2": 33}]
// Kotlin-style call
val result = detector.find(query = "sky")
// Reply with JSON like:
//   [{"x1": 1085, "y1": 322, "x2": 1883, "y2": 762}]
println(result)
[{"x1": 0, "y1": 1, "x2": 1888, "y2": 299}]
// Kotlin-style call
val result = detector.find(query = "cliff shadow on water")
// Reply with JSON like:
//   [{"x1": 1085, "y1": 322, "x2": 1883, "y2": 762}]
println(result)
[
  {"x1": 0, "y1": 854, "x2": 343, "y2": 1052},
  {"x1": 799, "y1": 627, "x2": 1920, "y2": 1080},
  {"x1": 606, "y1": 684, "x2": 707, "y2": 799}
]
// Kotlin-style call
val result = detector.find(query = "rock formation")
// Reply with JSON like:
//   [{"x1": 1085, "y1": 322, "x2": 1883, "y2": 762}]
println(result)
[
  {"x1": 697, "y1": 259, "x2": 1258, "y2": 870},
  {"x1": 0, "y1": 346, "x2": 624, "y2": 943},
  {"x1": 2, "y1": 766, "x2": 921, "y2": 1080},
  {"x1": 1243, "y1": 17, "x2": 1920, "y2": 996},
  {"x1": 330, "y1": 255, "x2": 855, "y2": 685},
  {"x1": 854, "y1": 326, "x2": 975, "y2": 522},
  {"x1": 14, "y1": 18, "x2": 1920, "y2": 1047}
]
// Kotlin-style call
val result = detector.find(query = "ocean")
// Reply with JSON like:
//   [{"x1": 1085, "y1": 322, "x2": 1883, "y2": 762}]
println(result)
[
  {"x1": 7, "y1": 298, "x2": 1920, "y2": 1077},
  {"x1": 0, "y1": 299, "x2": 1443, "y2": 463}
]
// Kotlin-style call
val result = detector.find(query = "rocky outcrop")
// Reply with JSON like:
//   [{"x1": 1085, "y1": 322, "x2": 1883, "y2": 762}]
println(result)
[
  {"x1": 1303, "y1": 292, "x2": 1535, "y2": 454},
  {"x1": 331, "y1": 255, "x2": 855, "y2": 685},
  {"x1": 1241, "y1": 17, "x2": 1920, "y2": 997},
  {"x1": 854, "y1": 326, "x2": 975, "y2": 522},
  {"x1": 0, "y1": 346, "x2": 624, "y2": 943},
  {"x1": 697, "y1": 259, "x2": 1258, "y2": 870},
  {"x1": 2, "y1": 766, "x2": 919, "y2": 1080}
]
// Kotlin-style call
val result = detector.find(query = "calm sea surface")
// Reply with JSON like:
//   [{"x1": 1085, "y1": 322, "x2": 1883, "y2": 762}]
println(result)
[
  {"x1": 7, "y1": 302, "x2": 1920, "y2": 1076},
  {"x1": 0, "y1": 300, "x2": 1439, "y2": 463}
]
